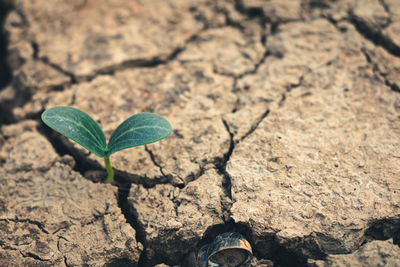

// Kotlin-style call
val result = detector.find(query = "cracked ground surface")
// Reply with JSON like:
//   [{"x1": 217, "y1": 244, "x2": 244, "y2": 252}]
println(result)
[{"x1": 0, "y1": 0, "x2": 400, "y2": 266}]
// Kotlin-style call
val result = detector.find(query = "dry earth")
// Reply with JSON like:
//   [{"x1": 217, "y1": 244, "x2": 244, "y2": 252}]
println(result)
[{"x1": 0, "y1": 0, "x2": 400, "y2": 266}]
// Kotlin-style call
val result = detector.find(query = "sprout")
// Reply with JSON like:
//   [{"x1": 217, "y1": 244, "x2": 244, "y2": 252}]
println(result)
[{"x1": 42, "y1": 106, "x2": 172, "y2": 183}]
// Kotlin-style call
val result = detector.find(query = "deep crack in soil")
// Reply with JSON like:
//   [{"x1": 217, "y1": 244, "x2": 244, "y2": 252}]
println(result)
[
  {"x1": 364, "y1": 218, "x2": 400, "y2": 246},
  {"x1": 117, "y1": 183, "x2": 148, "y2": 267},
  {"x1": 350, "y1": 13, "x2": 400, "y2": 58}
]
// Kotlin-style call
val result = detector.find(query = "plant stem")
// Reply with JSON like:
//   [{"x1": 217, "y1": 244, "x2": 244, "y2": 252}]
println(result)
[{"x1": 104, "y1": 155, "x2": 114, "y2": 183}]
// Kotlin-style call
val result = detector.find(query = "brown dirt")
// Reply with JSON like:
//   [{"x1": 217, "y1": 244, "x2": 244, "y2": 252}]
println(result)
[{"x1": 1, "y1": 0, "x2": 400, "y2": 266}]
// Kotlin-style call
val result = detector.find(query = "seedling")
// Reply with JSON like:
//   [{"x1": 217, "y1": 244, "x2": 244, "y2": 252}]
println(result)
[{"x1": 41, "y1": 106, "x2": 172, "y2": 183}]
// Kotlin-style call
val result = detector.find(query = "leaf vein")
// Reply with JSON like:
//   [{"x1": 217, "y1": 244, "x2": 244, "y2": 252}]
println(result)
[
  {"x1": 45, "y1": 114, "x2": 105, "y2": 149},
  {"x1": 110, "y1": 125, "x2": 170, "y2": 145}
]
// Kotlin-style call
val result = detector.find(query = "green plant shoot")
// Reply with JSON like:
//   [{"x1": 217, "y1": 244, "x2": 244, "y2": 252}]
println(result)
[{"x1": 41, "y1": 106, "x2": 172, "y2": 183}]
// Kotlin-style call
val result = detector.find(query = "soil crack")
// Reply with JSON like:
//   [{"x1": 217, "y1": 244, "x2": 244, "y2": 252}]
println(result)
[
  {"x1": 30, "y1": 40, "x2": 78, "y2": 86},
  {"x1": 144, "y1": 145, "x2": 169, "y2": 182},
  {"x1": 38, "y1": 59, "x2": 78, "y2": 86},
  {"x1": 24, "y1": 30, "x2": 202, "y2": 92},
  {"x1": 349, "y1": 12, "x2": 400, "y2": 58},
  {"x1": 0, "y1": 217, "x2": 49, "y2": 235},
  {"x1": 213, "y1": 32, "x2": 270, "y2": 80},
  {"x1": 63, "y1": 256, "x2": 71, "y2": 267},
  {"x1": 116, "y1": 182, "x2": 148, "y2": 266},
  {"x1": 364, "y1": 218, "x2": 400, "y2": 246},
  {"x1": 20, "y1": 251, "x2": 50, "y2": 262},
  {"x1": 42, "y1": 33, "x2": 199, "y2": 85},
  {"x1": 0, "y1": 242, "x2": 17, "y2": 252},
  {"x1": 361, "y1": 47, "x2": 400, "y2": 93},
  {"x1": 240, "y1": 109, "x2": 270, "y2": 142},
  {"x1": 216, "y1": 120, "x2": 235, "y2": 203},
  {"x1": 234, "y1": 0, "x2": 267, "y2": 24},
  {"x1": 82, "y1": 45, "x2": 184, "y2": 82}
]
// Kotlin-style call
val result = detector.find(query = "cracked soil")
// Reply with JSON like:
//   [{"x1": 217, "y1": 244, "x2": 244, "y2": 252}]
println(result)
[{"x1": 0, "y1": 0, "x2": 400, "y2": 266}]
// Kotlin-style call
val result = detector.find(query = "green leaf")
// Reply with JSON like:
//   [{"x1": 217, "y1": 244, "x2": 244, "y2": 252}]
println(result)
[
  {"x1": 107, "y1": 112, "x2": 172, "y2": 156},
  {"x1": 41, "y1": 106, "x2": 107, "y2": 157}
]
